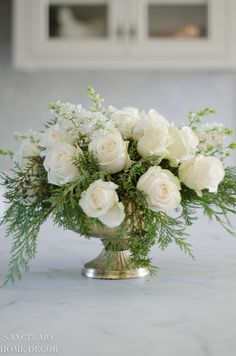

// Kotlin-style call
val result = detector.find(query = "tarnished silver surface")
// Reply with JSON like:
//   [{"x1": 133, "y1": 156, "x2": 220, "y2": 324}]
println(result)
[
  {"x1": 82, "y1": 246, "x2": 150, "y2": 279},
  {"x1": 76, "y1": 224, "x2": 150, "y2": 279}
]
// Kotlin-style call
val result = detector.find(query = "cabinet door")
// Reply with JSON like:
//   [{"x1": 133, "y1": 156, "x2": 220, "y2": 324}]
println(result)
[
  {"x1": 128, "y1": 0, "x2": 228, "y2": 69},
  {"x1": 13, "y1": 0, "x2": 126, "y2": 70}
]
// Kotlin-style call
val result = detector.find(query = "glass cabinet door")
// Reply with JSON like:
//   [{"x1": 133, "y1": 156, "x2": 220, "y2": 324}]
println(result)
[
  {"x1": 129, "y1": 0, "x2": 226, "y2": 64},
  {"x1": 147, "y1": 1, "x2": 208, "y2": 39},
  {"x1": 13, "y1": 0, "x2": 231, "y2": 70},
  {"x1": 26, "y1": 0, "x2": 126, "y2": 68},
  {"x1": 48, "y1": 0, "x2": 110, "y2": 40}
]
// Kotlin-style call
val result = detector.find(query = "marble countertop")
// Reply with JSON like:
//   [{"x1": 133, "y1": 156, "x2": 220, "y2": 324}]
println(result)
[{"x1": 1, "y1": 219, "x2": 236, "y2": 356}]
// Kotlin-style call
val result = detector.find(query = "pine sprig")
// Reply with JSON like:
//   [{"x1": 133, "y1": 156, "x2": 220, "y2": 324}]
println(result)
[
  {"x1": 49, "y1": 152, "x2": 113, "y2": 236},
  {"x1": 87, "y1": 86, "x2": 103, "y2": 112},
  {"x1": 0, "y1": 160, "x2": 53, "y2": 285},
  {"x1": 125, "y1": 191, "x2": 194, "y2": 274},
  {"x1": 187, "y1": 108, "x2": 216, "y2": 127},
  {"x1": 49, "y1": 182, "x2": 94, "y2": 236},
  {"x1": 1, "y1": 201, "x2": 52, "y2": 286},
  {"x1": 117, "y1": 155, "x2": 162, "y2": 200},
  {"x1": 155, "y1": 212, "x2": 194, "y2": 258}
]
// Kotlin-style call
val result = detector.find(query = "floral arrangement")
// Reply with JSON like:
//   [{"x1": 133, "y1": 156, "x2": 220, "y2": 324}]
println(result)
[{"x1": 1, "y1": 88, "x2": 236, "y2": 285}]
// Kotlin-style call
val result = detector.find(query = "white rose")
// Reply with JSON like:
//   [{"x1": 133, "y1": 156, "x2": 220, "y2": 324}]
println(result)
[
  {"x1": 39, "y1": 123, "x2": 76, "y2": 150},
  {"x1": 79, "y1": 180, "x2": 125, "y2": 228},
  {"x1": 114, "y1": 107, "x2": 140, "y2": 138},
  {"x1": 137, "y1": 166, "x2": 181, "y2": 213},
  {"x1": 137, "y1": 127, "x2": 172, "y2": 158},
  {"x1": 132, "y1": 109, "x2": 172, "y2": 158},
  {"x1": 43, "y1": 143, "x2": 82, "y2": 186},
  {"x1": 167, "y1": 126, "x2": 199, "y2": 166},
  {"x1": 178, "y1": 155, "x2": 225, "y2": 196},
  {"x1": 89, "y1": 130, "x2": 131, "y2": 174},
  {"x1": 132, "y1": 109, "x2": 170, "y2": 140},
  {"x1": 13, "y1": 139, "x2": 40, "y2": 168}
]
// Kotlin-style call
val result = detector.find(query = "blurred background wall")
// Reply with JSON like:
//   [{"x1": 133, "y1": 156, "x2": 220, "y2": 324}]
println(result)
[{"x1": 0, "y1": 0, "x2": 235, "y2": 171}]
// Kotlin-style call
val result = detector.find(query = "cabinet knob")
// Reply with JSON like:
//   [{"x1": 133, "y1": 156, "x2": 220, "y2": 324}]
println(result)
[
  {"x1": 129, "y1": 26, "x2": 137, "y2": 39},
  {"x1": 116, "y1": 25, "x2": 124, "y2": 39}
]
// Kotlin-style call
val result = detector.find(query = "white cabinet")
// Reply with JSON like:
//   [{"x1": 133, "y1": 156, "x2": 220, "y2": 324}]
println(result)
[{"x1": 13, "y1": 0, "x2": 236, "y2": 70}]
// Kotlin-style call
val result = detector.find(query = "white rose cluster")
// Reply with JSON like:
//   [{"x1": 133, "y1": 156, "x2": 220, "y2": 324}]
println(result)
[{"x1": 12, "y1": 98, "x2": 227, "y2": 228}]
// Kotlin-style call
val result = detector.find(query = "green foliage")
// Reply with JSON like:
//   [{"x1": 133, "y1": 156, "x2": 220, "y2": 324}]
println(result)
[
  {"x1": 0, "y1": 149, "x2": 13, "y2": 156},
  {"x1": 49, "y1": 182, "x2": 94, "y2": 236},
  {"x1": 3, "y1": 139, "x2": 236, "y2": 284},
  {"x1": 1, "y1": 201, "x2": 52, "y2": 286},
  {"x1": 117, "y1": 155, "x2": 162, "y2": 199},
  {"x1": 127, "y1": 138, "x2": 141, "y2": 161},
  {"x1": 0, "y1": 161, "x2": 53, "y2": 285},
  {"x1": 112, "y1": 153, "x2": 194, "y2": 273},
  {"x1": 87, "y1": 86, "x2": 103, "y2": 112},
  {"x1": 187, "y1": 108, "x2": 216, "y2": 127},
  {"x1": 229, "y1": 141, "x2": 236, "y2": 150},
  {"x1": 126, "y1": 193, "x2": 194, "y2": 274},
  {"x1": 50, "y1": 151, "x2": 112, "y2": 235}
]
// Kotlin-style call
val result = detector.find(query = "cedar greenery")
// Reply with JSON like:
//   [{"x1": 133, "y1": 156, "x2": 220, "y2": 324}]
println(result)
[
  {"x1": 1, "y1": 88, "x2": 236, "y2": 285},
  {"x1": 0, "y1": 159, "x2": 53, "y2": 286},
  {"x1": 1, "y1": 154, "x2": 236, "y2": 285}
]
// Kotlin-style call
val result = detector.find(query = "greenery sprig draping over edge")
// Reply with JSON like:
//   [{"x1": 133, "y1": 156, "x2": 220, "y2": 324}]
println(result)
[
  {"x1": 1, "y1": 151, "x2": 236, "y2": 285},
  {"x1": 1, "y1": 88, "x2": 236, "y2": 285}
]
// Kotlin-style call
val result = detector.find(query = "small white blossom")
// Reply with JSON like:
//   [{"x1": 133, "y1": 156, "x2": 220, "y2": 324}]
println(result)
[{"x1": 194, "y1": 123, "x2": 233, "y2": 157}]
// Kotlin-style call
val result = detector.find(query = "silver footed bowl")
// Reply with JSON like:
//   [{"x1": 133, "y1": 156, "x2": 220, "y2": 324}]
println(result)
[{"x1": 74, "y1": 224, "x2": 150, "y2": 280}]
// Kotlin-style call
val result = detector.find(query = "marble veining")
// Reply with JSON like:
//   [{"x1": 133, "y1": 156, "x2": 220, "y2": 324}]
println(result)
[{"x1": 0, "y1": 219, "x2": 236, "y2": 356}]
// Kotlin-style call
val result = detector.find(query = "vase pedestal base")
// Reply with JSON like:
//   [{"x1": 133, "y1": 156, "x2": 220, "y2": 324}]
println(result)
[{"x1": 82, "y1": 248, "x2": 150, "y2": 280}]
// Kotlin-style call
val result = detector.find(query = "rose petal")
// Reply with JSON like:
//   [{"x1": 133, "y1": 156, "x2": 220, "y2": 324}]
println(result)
[{"x1": 99, "y1": 202, "x2": 125, "y2": 228}]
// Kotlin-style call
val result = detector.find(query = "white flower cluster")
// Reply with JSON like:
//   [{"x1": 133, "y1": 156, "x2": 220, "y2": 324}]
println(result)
[
  {"x1": 13, "y1": 100, "x2": 226, "y2": 228},
  {"x1": 193, "y1": 122, "x2": 234, "y2": 157}
]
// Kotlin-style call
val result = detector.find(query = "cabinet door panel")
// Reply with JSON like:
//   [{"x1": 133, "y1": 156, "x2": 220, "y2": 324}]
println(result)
[
  {"x1": 147, "y1": 2, "x2": 208, "y2": 39},
  {"x1": 48, "y1": 3, "x2": 109, "y2": 40},
  {"x1": 13, "y1": 0, "x2": 126, "y2": 70},
  {"x1": 128, "y1": 0, "x2": 228, "y2": 67}
]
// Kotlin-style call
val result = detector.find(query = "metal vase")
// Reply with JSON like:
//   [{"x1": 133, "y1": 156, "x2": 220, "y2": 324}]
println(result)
[{"x1": 78, "y1": 224, "x2": 150, "y2": 280}]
